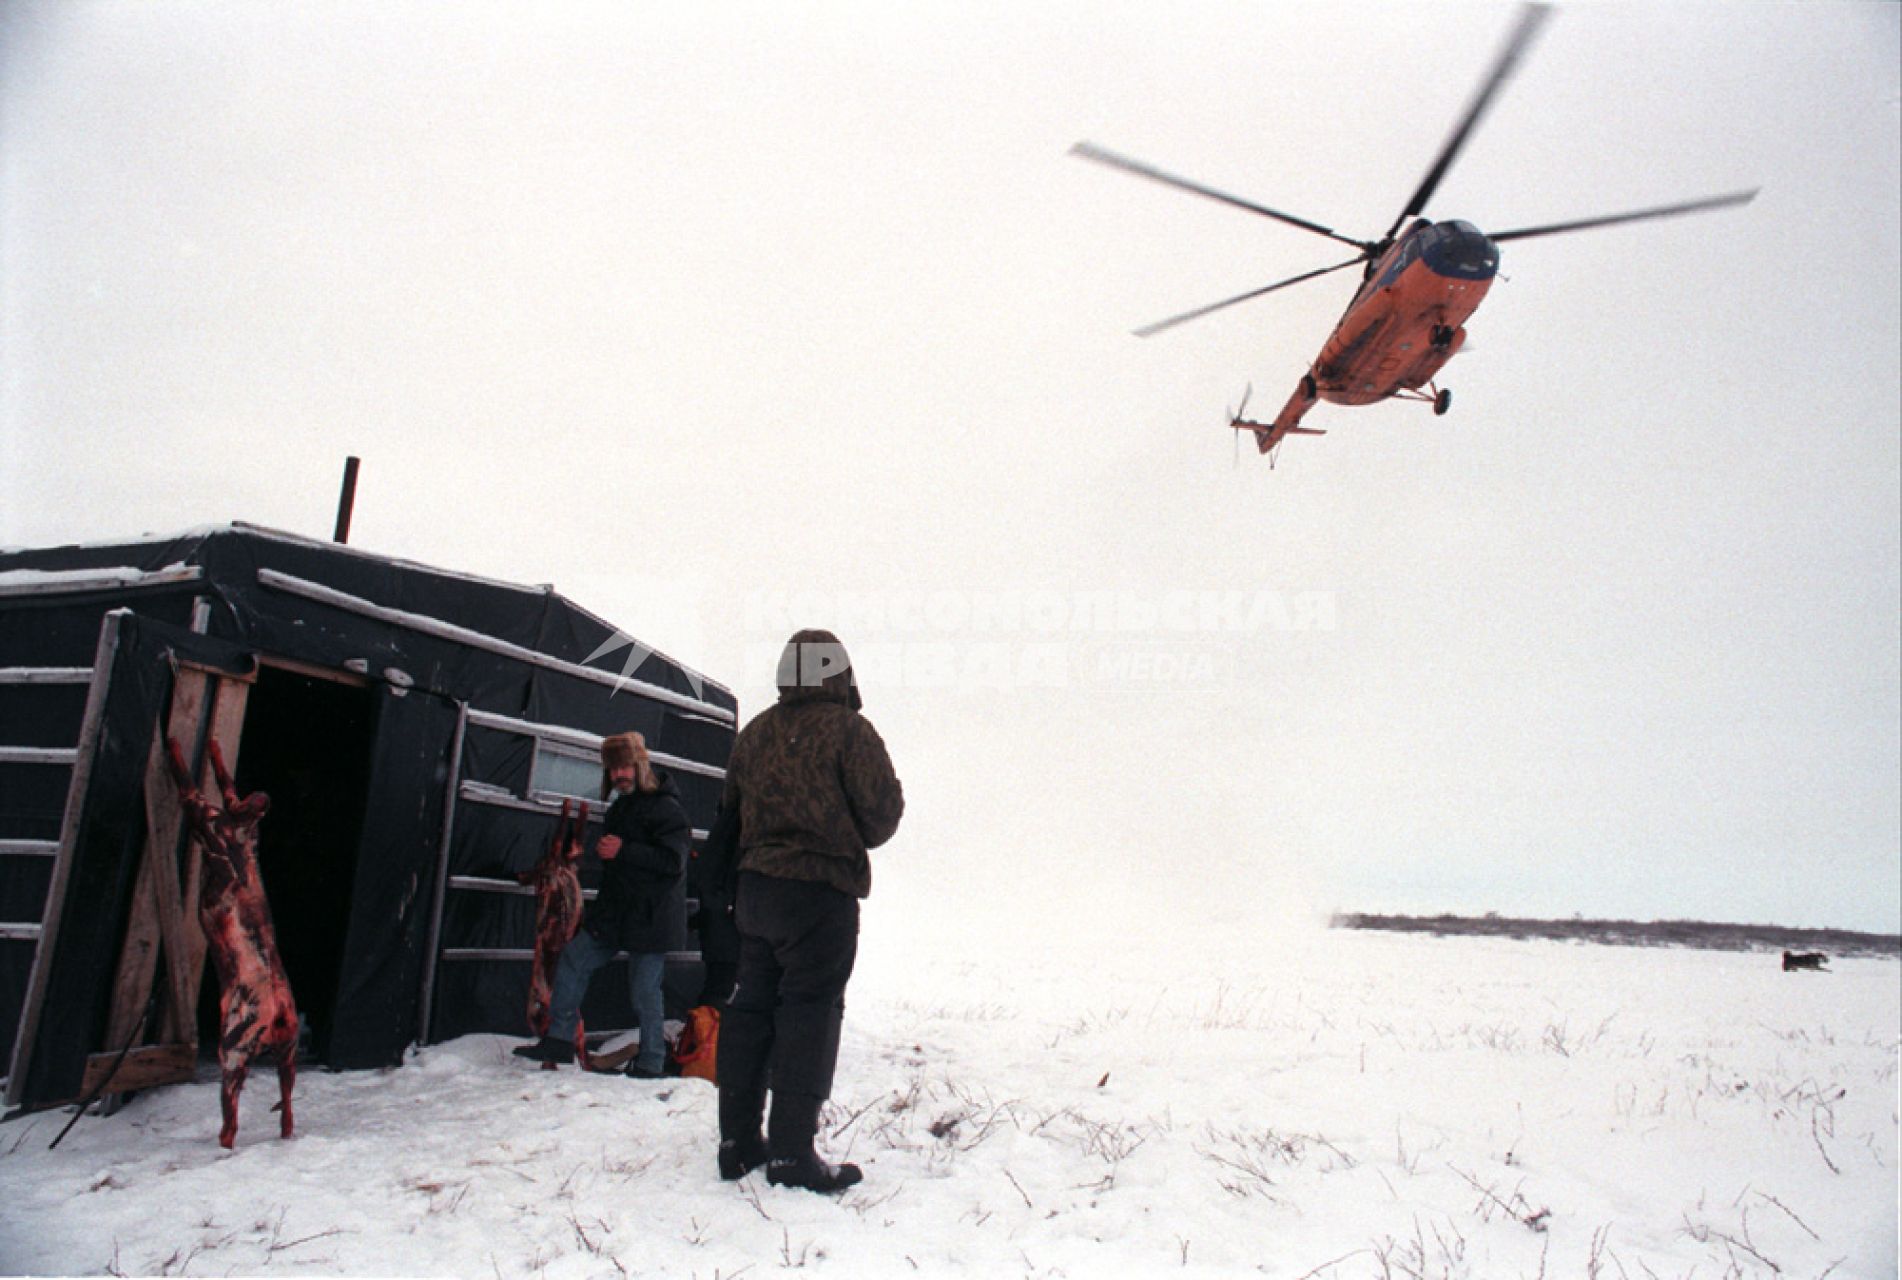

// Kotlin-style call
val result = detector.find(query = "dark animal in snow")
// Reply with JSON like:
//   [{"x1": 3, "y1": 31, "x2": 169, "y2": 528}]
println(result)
[{"x1": 1781, "y1": 950, "x2": 1830, "y2": 972}]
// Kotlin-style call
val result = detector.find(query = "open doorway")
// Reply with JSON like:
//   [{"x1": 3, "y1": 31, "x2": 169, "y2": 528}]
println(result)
[{"x1": 217, "y1": 664, "x2": 375, "y2": 1066}]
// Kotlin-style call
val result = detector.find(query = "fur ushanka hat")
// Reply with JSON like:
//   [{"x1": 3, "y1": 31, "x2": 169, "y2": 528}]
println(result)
[{"x1": 600, "y1": 731, "x2": 658, "y2": 798}]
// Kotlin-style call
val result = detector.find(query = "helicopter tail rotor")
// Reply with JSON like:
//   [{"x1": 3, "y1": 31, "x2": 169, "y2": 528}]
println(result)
[{"x1": 1228, "y1": 385, "x2": 1253, "y2": 467}]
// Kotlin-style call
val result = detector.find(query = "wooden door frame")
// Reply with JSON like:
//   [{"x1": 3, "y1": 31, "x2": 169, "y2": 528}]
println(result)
[{"x1": 84, "y1": 663, "x2": 253, "y2": 1097}]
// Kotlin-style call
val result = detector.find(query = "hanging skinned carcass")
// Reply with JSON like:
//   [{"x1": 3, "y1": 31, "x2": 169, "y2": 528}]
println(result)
[
  {"x1": 517, "y1": 799, "x2": 588, "y2": 1069},
  {"x1": 164, "y1": 736, "x2": 298, "y2": 1148}
]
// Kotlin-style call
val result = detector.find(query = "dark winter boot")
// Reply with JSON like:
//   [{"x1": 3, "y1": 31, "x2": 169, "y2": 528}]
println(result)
[
  {"x1": 765, "y1": 1090, "x2": 861, "y2": 1193},
  {"x1": 717, "y1": 1134, "x2": 769, "y2": 1181},
  {"x1": 717, "y1": 1069, "x2": 768, "y2": 1180},
  {"x1": 511, "y1": 1035, "x2": 575, "y2": 1065},
  {"x1": 766, "y1": 1152, "x2": 863, "y2": 1194},
  {"x1": 767, "y1": 1089, "x2": 823, "y2": 1159},
  {"x1": 718, "y1": 1068, "x2": 766, "y2": 1137}
]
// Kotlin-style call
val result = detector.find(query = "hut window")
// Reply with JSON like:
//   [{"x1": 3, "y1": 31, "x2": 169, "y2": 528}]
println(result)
[{"x1": 528, "y1": 742, "x2": 600, "y2": 802}]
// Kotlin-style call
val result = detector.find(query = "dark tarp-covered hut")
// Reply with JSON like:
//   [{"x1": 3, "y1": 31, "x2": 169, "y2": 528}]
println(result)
[{"x1": 0, "y1": 524, "x2": 735, "y2": 1113}]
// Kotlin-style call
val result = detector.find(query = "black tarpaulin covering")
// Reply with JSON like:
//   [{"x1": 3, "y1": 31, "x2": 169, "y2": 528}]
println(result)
[
  {"x1": 1, "y1": 525, "x2": 735, "y2": 1105},
  {"x1": 13, "y1": 613, "x2": 255, "y2": 1105},
  {"x1": 0, "y1": 526, "x2": 734, "y2": 727},
  {"x1": 327, "y1": 684, "x2": 459, "y2": 1070},
  {"x1": 429, "y1": 757, "x2": 709, "y2": 1043}
]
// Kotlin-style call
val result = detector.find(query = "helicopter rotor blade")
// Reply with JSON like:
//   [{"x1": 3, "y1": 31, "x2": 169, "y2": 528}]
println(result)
[
  {"x1": 1382, "y1": 2, "x2": 1554, "y2": 242},
  {"x1": 1133, "y1": 257, "x2": 1367, "y2": 337},
  {"x1": 1072, "y1": 142, "x2": 1373, "y2": 252},
  {"x1": 1488, "y1": 188, "x2": 1759, "y2": 242}
]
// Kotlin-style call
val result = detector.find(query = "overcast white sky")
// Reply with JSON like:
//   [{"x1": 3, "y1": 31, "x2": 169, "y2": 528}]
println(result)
[{"x1": 3, "y1": 1, "x2": 1897, "y2": 936}]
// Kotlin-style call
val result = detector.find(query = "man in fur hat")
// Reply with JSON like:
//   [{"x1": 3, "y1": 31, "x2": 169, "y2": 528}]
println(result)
[
  {"x1": 715, "y1": 629, "x2": 904, "y2": 1193},
  {"x1": 514, "y1": 731, "x2": 690, "y2": 1077}
]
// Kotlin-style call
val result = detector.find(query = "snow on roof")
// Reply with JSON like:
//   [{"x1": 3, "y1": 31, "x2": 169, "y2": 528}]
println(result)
[
  {"x1": 0, "y1": 563, "x2": 202, "y2": 598},
  {"x1": 0, "y1": 524, "x2": 227, "y2": 556}
]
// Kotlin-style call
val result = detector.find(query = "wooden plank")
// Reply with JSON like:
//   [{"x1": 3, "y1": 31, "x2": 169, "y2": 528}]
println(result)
[
  {"x1": 416, "y1": 703, "x2": 468, "y2": 1048},
  {"x1": 256, "y1": 654, "x2": 366, "y2": 686},
  {"x1": 167, "y1": 676, "x2": 249, "y2": 1041},
  {"x1": 257, "y1": 568, "x2": 735, "y2": 722},
  {"x1": 80, "y1": 1042, "x2": 197, "y2": 1097},
  {"x1": 101, "y1": 810, "x2": 162, "y2": 1051},
  {"x1": 0, "y1": 667, "x2": 92, "y2": 685},
  {"x1": 467, "y1": 706, "x2": 727, "y2": 779},
  {"x1": 142, "y1": 732, "x2": 199, "y2": 1048},
  {"x1": 0, "y1": 565, "x2": 203, "y2": 600},
  {"x1": 103, "y1": 669, "x2": 210, "y2": 1052},
  {"x1": 448, "y1": 874, "x2": 600, "y2": 901},
  {"x1": 177, "y1": 656, "x2": 257, "y2": 684},
  {"x1": 0, "y1": 747, "x2": 77, "y2": 765}
]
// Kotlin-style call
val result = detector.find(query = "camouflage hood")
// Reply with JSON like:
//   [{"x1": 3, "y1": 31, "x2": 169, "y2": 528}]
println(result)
[
  {"x1": 725, "y1": 629, "x2": 902, "y2": 898},
  {"x1": 774, "y1": 628, "x2": 863, "y2": 712}
]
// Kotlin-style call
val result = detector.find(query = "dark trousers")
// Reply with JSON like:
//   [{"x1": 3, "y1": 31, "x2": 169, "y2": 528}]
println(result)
[
  {"x1": 694, "y1": 902, "x2": 741, "y2": 1007},
  {"x1": 717, "y1": 872, "x2": 859, "y2": 1154}
]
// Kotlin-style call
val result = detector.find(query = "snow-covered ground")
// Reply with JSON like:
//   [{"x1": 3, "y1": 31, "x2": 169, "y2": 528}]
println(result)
[{"x1": 1, "y1": 920, "x2": 1896, "y2": 1278}]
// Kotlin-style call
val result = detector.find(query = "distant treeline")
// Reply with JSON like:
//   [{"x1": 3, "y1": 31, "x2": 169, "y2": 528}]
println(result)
[{"x1": 1329, "y1": 912, "x2": 1902, "y2": 958}]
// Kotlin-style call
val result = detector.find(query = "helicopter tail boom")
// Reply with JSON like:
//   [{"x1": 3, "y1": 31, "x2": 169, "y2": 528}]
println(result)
[
  {"x1": 1225, "y1": 376, "x2": 1330, "y2": 455},
  {"x1": 1230, "y1": 415, "x2": 1326, "y2": 455}
]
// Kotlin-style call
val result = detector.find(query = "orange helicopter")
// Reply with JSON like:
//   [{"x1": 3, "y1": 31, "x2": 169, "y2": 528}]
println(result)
[{"x1": 1074, "y1": 3, "x2": 1757, "y2": 460}]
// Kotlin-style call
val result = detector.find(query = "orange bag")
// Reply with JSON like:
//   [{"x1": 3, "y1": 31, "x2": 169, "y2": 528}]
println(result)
[{"x1": 670, "y1": 1005, "x2": 720, "y2": 1083}]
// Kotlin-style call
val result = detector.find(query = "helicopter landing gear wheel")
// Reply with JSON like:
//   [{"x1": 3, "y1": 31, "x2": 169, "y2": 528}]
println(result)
[
  {"x1": 1301, "y1": 374, "x2": 1317, "y2": 400},
  {"x1": 1433, "y1": 388, "x2": 1452, "y2": 416}
]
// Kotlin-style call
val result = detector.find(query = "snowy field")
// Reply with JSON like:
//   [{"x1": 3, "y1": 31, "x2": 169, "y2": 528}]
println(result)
[{"x1": 1, "y1": 921, "x2": 1896, "y2": 1279}]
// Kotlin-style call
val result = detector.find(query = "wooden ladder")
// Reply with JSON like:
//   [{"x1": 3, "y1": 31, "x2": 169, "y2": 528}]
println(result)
[{"x1": 1, "y1": 658, "x2": 250, "y2": 1105}]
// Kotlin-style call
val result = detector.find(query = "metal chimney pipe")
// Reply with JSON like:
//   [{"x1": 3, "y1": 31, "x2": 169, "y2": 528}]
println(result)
[{"x1": 334, "y1": 456, "x2": 361, "y2": 543}]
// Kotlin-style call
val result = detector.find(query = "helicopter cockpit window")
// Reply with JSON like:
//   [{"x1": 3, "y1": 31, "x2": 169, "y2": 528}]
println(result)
[
  {"x1": 1422, "y1": 222, "x2": 1498, "y2": 280},
  {"x1": 1377, "y1": 232, "x2": 1426, "y2": 288}
]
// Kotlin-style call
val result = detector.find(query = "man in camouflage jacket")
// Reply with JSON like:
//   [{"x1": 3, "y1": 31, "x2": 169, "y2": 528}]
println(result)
[{"x1": 715, "y1": 629, "x2": 903, "y2": 1193}]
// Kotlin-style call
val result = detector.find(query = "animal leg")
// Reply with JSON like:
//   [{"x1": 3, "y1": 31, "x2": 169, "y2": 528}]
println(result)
[
  {"x1": 219, "y1": 1061, "x2": 248, "y2": 1150},
  {"x1": 275, "y1": 1050, "x2": 297, "y2": 1139},
  {"x1": 526, "y1": 950, "x2": 553, "y2": 1038}
]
